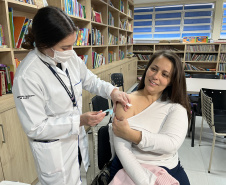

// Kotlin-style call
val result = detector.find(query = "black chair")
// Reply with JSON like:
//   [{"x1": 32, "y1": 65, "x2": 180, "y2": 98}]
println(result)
[
  {"x1": 89, "y1": 95, "x2": 113, "y2": 184},
  {"x1": 199, "y1": 88, "x2": 226, "y2": 173},
  {"x1": 188, "y1": 74, "x2": 220, "y2": 147},
  {"x1": 98, "y1": 124, "x2": 112, "y2": 170},
  {"x1": 89, "y1": 95, "x2": 113, "y2": 122},
  {"x1": 191, "y1": 74, "x2": 219, "y2": 79},
  {"x1": 111, "y1": 73, "x2": 124, "y2": 92},
  {"x1": 91, "y1": 124, "x2": 112, "y2": 185}
]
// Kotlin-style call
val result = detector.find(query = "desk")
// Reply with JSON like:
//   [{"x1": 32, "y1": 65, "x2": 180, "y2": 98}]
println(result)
[
  {"x1": 186, "y1": 78, "x2": 226, "y2": 147},
  {"x1": 186, "y1": 78, "x2": 226, "y2": 94}
]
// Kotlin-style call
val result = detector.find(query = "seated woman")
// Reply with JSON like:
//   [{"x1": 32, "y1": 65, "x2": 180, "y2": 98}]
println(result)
[{"x1": 109, "y1": 50, "x2": 191, "y2": 185}]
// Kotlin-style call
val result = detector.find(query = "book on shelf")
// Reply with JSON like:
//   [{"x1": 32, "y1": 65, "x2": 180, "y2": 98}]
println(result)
[
  {"x1": 109, "y1": 0, "x2": 114, "y2": 7},
  {"x1": 35, "y1": 0, "x2": 48, "y2": 8},
  {"x1": 185, "y1": 53, "x2": 217, "y2": 61},
  {"x1": 127, "y1": 6, "x2": 133, "y2": 17},
  {"x1": 119, "y1": 50, "x2": 125, "y2": 60},
  {"x1": 0, "y1": 71, "x2": 6, "y2": 96},
  {"x1": 196, "y1": 36, "x2": 208, "y2": 43},
  {"x1": 0, "y1": 24, "x2": 6, "y2": 47},
  {"x1": 220, "y1": 45, "x2": 226, "y2": 52},
  {"x1": 8, "y1": 7, "x2": 15, "y2": 48},
  {"x1": 183, "y1": 36, "x2": 209, "y2": 43},
  {"x1": 119, "y1": 34, "x2": 126, "y2": 45},
  {"x1": 8, "y1": 9, "x2": 32, "y2": 48},
  {"x1": 74, "y1": 28, "x2": 89, "y2": 46},
  {"x1": 13, "y1": 16, "x2": 26, "y2": 47},
  {"x1": 108, "y1": 11, "x2": 114, "y2": 26},
  {"x1": 0, "y1": 72, "x2": 2, "y2": 96},
  {"x1": 108, "y1": 33, "x2": 118, "y2": 45},
  {"x1": 94, "y1": 11, "x2": 102, "y2": 23},
  {"x1": 92, "y1": 52, "x2": 105, "y2": 69},
  {"x1": 0, "y1": 64, "x2": 12, "y2": 93},
  {"x1": 186, "y1": 44, "x2": 216, "y2": 52},
  {"x1": 16, "y1": 18, "x2": 31, "y2": 48},
  {"x1": 92, "y1": 27, "x2": 103, "y2": 45},
  {"x1": 64, "y1": 0, "x2": 86, "y2": 19},
  {"x1": 127, "y1": 36, "x2": 133, "y2": 44},
  {"x1": 183, "y1": 36, "x2": 196, "y2": 43},
  {"x1": 15, "y1": 58, "x2": 21, "y2": 68},
  {"x1": 14, "y1": 0, "x2": 35, "y2": 5},
  {"x1": 119, "y1": 19, "x2": 127, "y2": 30},
  {"x1": 78, "y1": 55, "x2": 88, "y2": 65},
  {"x1": 135, "y1": 54, "x2": 151, "y2": 60},
  {"x1": 119, "y1": 0, "x2": 124, "y2": 12},
  {"x1": 108, "y1": 51, "x2": 116, "y2": 63},
  {"x1": 220, "y1": 53, "x2": 226, "y2": 62}
]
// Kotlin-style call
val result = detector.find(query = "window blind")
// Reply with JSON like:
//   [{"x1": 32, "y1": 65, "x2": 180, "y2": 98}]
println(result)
[
  {"x1": 220, "y1": 3, "x2": 226, "y2": 39},
  {"x1": 133, "y1": 3, "x2": 214, "y2": 41}
]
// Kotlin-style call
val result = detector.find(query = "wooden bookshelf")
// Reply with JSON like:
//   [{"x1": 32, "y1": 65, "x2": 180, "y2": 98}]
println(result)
[
  {"x1": 0, "y1": 0, "x2": 135, "y2": 94},
  {"x1": 0, "y1": 0, "x2": 136, "y2": 184},
  {"x1": 133, "y1": 43, "x2": 226, "y2": 80}
]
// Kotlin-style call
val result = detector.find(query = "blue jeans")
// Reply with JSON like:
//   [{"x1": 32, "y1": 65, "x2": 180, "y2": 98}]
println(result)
[{"x1": 109, "y1": 155, "x2": 190, "y2": 185}]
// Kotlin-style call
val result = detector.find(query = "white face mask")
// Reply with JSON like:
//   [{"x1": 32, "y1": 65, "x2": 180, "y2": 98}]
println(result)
[{"x1": 50, "y1": 48, "x2": 74, "y2": 63}]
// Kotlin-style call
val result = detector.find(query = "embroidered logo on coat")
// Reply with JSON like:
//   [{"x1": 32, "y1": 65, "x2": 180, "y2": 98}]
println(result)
[{"x1": 17, "y1": 95, "x2": 35, "y2": 99}]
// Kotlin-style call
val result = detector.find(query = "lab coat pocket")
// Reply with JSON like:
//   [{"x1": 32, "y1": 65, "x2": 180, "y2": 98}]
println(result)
[{"x1": 32, "y1": 140, "x2": 63, "y2": 175}]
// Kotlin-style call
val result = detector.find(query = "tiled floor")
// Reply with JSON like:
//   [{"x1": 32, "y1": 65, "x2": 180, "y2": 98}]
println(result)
[
  {"x1": 37, "y1": 84, "x2": 226, "y2": 185},
  {"x1": 179, "y1": 116, "x2": 226, "y2": 185}
]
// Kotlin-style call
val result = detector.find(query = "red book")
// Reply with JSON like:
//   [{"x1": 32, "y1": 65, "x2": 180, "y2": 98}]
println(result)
[
  {"x1": 0, "y1": 72, "x2": 2, "y2": 96},
  {"x1": 78, "y1": 55, "x2": 84, "y2": 60},
  {"x1": 95, "y1": 11, "x2": 102, "y2": 23},
  {"x1": 10, "y1": 71, "x2": 14, "y2": 86}
]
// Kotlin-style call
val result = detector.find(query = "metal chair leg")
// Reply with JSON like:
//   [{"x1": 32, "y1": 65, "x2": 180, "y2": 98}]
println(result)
[
  {"x1": 191, "y1": 110, "x2": 196, "y2": 147},
  {"x1": 188, "y1": 112, "x2": 193, "y2": 137},
  {"x1": 199, "y1": 117, "x2": 204, "y2": 146},
  {"x1": 208, "y1": 134, "x2": 216, "y2": 173}
]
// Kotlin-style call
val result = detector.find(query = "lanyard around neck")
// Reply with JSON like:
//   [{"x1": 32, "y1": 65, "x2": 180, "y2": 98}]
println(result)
[{"x1": 39, "y1": 57, "x2": 77, "y2": 107}]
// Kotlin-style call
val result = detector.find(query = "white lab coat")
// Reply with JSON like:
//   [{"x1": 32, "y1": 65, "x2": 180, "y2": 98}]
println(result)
[{"x1": 12, "y1": 48, "x2": 115, "y2": 185}]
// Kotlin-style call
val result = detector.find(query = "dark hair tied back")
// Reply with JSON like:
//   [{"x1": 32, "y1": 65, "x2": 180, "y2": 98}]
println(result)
[
  {"x1": 22, "y1": 6, "x2": 77, "y2": 50},
  {"x1": 22, "y1": 27, "x2": 35, "y2": 49}
]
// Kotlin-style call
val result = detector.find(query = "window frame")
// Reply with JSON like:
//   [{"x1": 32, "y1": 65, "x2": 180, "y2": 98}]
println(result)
[
  {"x1": 220, "y1": 2, "x2": 226, "y2": 39},
  {"x1": 133, "y1": 3, "x2": 214, "y2": 41}
]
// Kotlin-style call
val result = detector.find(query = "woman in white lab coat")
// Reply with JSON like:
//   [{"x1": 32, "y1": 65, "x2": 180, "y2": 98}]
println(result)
[{"x1": 12, "y1": 6, "x2": 130, "y2": 185}]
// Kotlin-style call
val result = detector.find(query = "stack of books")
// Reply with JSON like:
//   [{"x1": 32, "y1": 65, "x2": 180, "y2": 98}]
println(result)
[
  {"x1": 0, "y1": 64, "x2": 13, "y2": 96},
  {"x1": 92, "y1": 52, "x2": 105, "y2": 69},
  {"x1": 8, "y1": 8, "x2": 33, "y2": 49},
  {"x1": 74, "y1": 28, "x2": 90, "y2": 46},
  {"x1": 108, "y1": 51, "x2": 116, "y2": 63},
  {"x1": 91, "y1": 8, "x2": 102, "y2": 23},
  {"x1": 0, "y1": 24, "x2": 7, "y2": 48},
  {"x1": 64, "y1": 0, "x2": 86, "y2": 18},
  {"x1": 91, "y1": 28, "x2": 103, "y2": 45}
]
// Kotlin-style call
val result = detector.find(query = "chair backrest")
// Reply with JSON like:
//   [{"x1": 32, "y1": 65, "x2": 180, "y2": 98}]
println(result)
[
  {"x1": 111, "y1": 73, "x2": 124, "y2": 91},
  {"x1": 201, "y1": 89, "x2": 214, "y2": 128},
  {"x1": 191, "y1": 74, "x2": 219, "y2": 79},
  {"x1": 202, "y1": 88, "x2": 226, "y2": 110},
  {"x1": 90, "y1": 95, "x2": 110, "y2": 113},
  {"x1": 97, "y1": 124, "x2": 112, "y2": 170}
]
